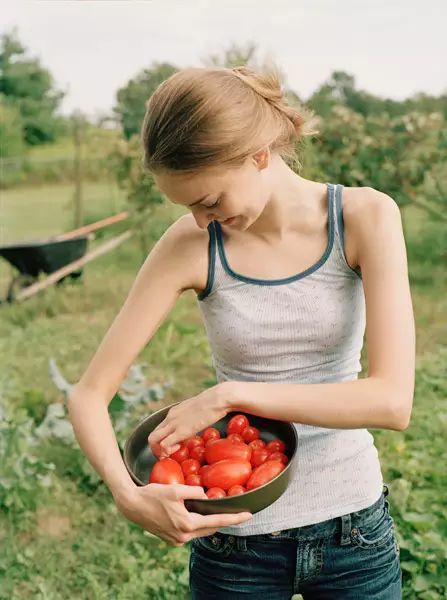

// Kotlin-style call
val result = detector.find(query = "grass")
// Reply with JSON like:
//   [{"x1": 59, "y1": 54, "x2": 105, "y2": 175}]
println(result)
[
  {"x1": 26, "y1": 129, "x2": 122, "y2": 161},
  {"x1": 0, "y1": 180, "x2": 445, "y2": 598},
  {"x1": 0, "y1": 180, "x2": 127, "y2": 245}
]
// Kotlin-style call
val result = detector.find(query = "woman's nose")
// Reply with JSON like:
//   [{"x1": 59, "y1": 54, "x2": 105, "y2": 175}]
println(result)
[
  {"x1": 197, "y1": 217, "x2": 214, "y2": 230},
  {"x1": 192, "y1": 209, "x2": 215, "y2": 230}
]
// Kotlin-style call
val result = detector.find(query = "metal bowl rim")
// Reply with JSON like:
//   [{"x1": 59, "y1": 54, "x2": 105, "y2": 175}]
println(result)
[{"x1": 123, "y1": 401, "x2": 298, "y2": 498}]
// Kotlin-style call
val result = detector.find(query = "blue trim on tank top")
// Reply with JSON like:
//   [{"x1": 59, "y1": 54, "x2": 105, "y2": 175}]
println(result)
[
  {"x1": 211, "y1": 182, "x2": 336, "y2": 286},
  {"x1": 335, "y1": 184, "x2": 362, "y2": 279},
  {"x1": 197, "y1": 220, "x2": 217, "y2": 300}
]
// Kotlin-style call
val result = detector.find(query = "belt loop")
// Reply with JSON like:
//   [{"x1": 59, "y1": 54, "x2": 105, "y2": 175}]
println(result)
[
  {"x1": 236, "y1": 535, "x2": 247, "y2": 552},
  {"x1": 383, "y1": 483, "x2": 389, "y2": 497},
  {"x1": 340, "y1": 513, "x2": 352, "y2": 546}
]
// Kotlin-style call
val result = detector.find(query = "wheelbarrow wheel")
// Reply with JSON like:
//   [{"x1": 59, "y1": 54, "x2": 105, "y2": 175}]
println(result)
[
  {"x1": 55, "y1": 269, "x2": 84, "y2": 286},
  {"x1": 6, "y1": 273, "x2": 37, "y2": 303}
]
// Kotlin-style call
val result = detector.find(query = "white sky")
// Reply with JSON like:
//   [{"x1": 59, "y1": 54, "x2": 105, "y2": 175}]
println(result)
[{"x1": 2, "y1": 0, "x2": 446, "y2": 118}]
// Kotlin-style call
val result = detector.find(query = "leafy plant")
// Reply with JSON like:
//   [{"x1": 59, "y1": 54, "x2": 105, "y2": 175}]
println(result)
[{"x1": 0, "y1": 400, "x2": 55, "y2": 516}]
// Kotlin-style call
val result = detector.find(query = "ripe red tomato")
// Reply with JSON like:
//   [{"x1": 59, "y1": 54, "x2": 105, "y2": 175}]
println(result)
[
  {"x1": 147, "y1": 419, "x2": 291, "y2": 493},
  {"x1": 227, "y1": 484, "x2": 246, "y2": 496},
  {"x1": 205, "y1": 439, "x2": 252, "y2": 464},
  {"x1": 181, "y1": 458, "x2": 201, "y2": 477},
  {"x1": 184, "y1": 436, "x2": 205, "y2": 451},
  {"x1": 266, "y1": 439, "x2": 286, "y2": 454},
  {"x1": 201, "y1": 427, "x2": 221, "y2": 443},
  {"x1": 170, "y1": 445, "x2": 189, "y2": 463},
  {"x1": 149, "y1": 458, "x2": 185, "y2": 485},
  {"x1": 206, "y1": 487, "x2": 226, "y2": 498},
  {"x1": 248, "y1": 439, "x2": 266, "y2": 450},
  {"x1": 251, "y1": 447, "x2": 270, "y2": 468},
  {"x1": 268, "y1": 451, "x2": 289, "y2": 465},
  {"x1": 227, "y1": 414, "x2": 249, "y2": 435},
  {"x1": 190, "y1": 445, "x2": 206, "y2": 464},
  {"x1": 205, "y1": 438, "x2": 220, "y2": 448},
  {"x1": 185, "y1": 473, "x2": 202, "y2": 486},
  {"x1": 199, "y1": 464, "x2": 211, "y2": 477},
  {"x1": 227, "y1": 433, "x2": 244, "y2": 444},
  {"x1": 202, "y1": 459, "x2": 252, "y2": 491},
  {"x1": 241, "y1": 426, "x2": 260, "y2": 443},
  {"x1": 246, "y1": 460, "x2": 285, "y2": 490}
]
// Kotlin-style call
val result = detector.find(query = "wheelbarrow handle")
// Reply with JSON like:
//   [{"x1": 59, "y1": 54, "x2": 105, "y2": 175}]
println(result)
[{"x1": 51, "y1": 211, "x2": 129, "y2": 241}]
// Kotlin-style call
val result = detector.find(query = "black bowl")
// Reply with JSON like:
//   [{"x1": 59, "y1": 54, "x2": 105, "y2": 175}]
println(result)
[{"x1": 123, "y1": 402, "x2": 298, "y2": 515}]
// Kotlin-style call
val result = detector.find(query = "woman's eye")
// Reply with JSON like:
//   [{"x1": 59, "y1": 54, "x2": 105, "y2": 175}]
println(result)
[{"x1": 205, "y1": 198, "x2": 220, "y2": 209}]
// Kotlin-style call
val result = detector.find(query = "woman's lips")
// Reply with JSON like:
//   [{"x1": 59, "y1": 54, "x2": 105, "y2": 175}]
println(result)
[{"x1": 221, "y1": 216, "x2": 237, "y2": 225}]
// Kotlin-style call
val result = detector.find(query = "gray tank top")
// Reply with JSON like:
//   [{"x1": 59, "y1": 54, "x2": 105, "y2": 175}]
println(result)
[{"x1": 196, "y1": 183, "x2": 383, "y2": 536}]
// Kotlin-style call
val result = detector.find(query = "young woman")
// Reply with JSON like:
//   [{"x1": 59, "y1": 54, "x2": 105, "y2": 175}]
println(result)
[{"x1": 68, "y1": 66, "x2": 415, "y2": 598}]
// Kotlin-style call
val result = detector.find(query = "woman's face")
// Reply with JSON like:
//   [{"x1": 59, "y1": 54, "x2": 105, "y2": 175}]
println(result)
[{"x1": 153, "y1": 151, "x2": 271, "y2": 231}]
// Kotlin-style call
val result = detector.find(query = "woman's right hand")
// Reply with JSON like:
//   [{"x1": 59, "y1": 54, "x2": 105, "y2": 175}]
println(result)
[{"x1": 114, "y1": 483, "x2": 253, "y2": 547}]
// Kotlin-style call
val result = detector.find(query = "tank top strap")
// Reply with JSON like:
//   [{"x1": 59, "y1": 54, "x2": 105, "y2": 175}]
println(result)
[
  {"x1": 197, "y1": 220, "x2": 218, "y2": 301},
  {"x1": 329, "y1": 182, "x2": 344, "y2": 250},
  {"x1": 329, "y1": 182, "x2": 362, "y2": 278}
]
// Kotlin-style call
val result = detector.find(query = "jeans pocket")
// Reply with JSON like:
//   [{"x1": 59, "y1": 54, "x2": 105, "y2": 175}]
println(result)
[
  {"x1": 351, "y1": 503, "x2": 395, "y2": 550},
  {"x1": 192, "y1": 532, "x2": 233, "y2": 556}
]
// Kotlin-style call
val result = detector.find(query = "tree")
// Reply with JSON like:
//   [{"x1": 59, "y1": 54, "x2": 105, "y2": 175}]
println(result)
[
  {"x1": 0, "y1": 95, "x2": 24, "y2": 157},
  {"x1": 308, "y1": 70, "x2": 408, "y2": 118},
  {"x1": 308, "y1": 70, "x2": 447, "y2": 121},
  {"x1": 202, "y1": 40, "x2": 260, "y2": 69},
  {"x1": 312, "y1": 104, "x2": 446, "y2": 221},
  {"x1": 109, "y1": 135, "x2": 165, "y2": 259},
  {"x1": 404, "y1": 91, "x2": 447, "y2": 119},
  {"x1": 114, "y1": 62, "x2": 178, "y2": 139},
  {"x1": 0, "y1": 29, "x2": 65, "y2": 145},
  {"x1": 202, "y1": 40, "x2": 304, "y2": 104}
]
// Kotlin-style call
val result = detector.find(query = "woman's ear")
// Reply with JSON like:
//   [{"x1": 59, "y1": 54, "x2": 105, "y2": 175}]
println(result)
[{"x1": 252, "y1": 147, "x2": 270, "y2": 170}]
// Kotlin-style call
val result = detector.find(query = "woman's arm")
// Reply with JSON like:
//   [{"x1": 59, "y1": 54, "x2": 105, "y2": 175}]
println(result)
[
  {"x1": 68, "y1": 386, "x2": 136, "y2": 503},
  {"x1": 68, "y1": 217, "x2": 255, "y2": 542},
  {"x1": 225, "y1": 188, "x2": 416, "y2": 431},
  {"x1": 67, "y1": 216, "x2": 200, "y2": 501}
]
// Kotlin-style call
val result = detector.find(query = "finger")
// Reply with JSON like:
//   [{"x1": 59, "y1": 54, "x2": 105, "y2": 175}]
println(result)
[
  {"x1": 159, "y1": 433, "x2": 182, "y2": 455},
  {"x1": 148, "y1": 422, "x2": 174, "y2": 445},
  {"x1": 188, "y1": 511, "x2": 253, "y2": 531},
  {"x1": 158, "y1": 445, "x2": 181, "y2": 459},
  {"x1": 161, "y1": 445, "x2": 181, "y2": 458},
  {"x1": 190, "y1": 527, "x2": 221, "y2": 539},
  {"x1": 175, "y1": 485, "x2": 209, "y2": 501},
  {"x1": 148, "y1": 422, "x2": 171, "y2": 441}
]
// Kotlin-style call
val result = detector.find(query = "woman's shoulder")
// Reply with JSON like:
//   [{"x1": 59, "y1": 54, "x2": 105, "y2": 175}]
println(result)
[
  {"x1": 341, "y1": 186, "x2": 401, "y2": 267},
  {"x1": 171, "y1": 213, "x2": 212, "y2": 253},
  {"x1": 342, "y1": 185, "x2": 399, "y2": 221},
  {"x1": 166, "y1": 214, "x2": 212, "y2": 294}
]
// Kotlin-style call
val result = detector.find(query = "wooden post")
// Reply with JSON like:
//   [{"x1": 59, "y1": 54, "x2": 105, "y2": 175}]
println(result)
[{"x1": 72, "y1": 111, "x2": 84, "y2": 228}]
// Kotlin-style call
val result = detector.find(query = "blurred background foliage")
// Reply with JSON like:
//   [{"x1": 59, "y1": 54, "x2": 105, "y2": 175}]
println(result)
[{"x1": 0, "y1": 31, "x2": 446, "y2": 599}]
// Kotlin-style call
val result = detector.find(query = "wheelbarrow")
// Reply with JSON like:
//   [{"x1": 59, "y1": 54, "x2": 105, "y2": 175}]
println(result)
[{"x1": 0, "y1": 212, "x2": 132, "y2": 304}]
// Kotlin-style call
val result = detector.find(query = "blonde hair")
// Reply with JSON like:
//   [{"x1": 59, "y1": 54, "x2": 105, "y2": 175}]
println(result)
[{"x1": 141, "y1": 65, "x2": 319, "y2": 175}]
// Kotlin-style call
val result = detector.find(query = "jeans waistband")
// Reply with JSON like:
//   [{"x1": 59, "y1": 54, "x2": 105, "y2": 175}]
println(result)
[{"x1": 217, "y1": 485, "x2": 389, "y2": 547}]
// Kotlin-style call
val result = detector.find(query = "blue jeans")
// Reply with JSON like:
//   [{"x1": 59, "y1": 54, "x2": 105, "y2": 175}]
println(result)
[{"x1": 189, "y1": 486, "x2": 401, "y2": 599}]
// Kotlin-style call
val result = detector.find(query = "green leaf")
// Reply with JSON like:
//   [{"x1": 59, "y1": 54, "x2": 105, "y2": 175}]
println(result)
[
  {"x1": 403, "y1": 512, "x2": 433, "y2": 531},
  {"x1": 174, "y1": 322, "x2": 198, "y2": 335},
  {"x1": 109, "y1": 393, "x2": 126, "y2": 414},
  {"x1": 413, "y1": 575, "x2": 432, "y2": 592},
  {"x1": 401, "y1": 560, "x2": 420, "y2": 573}
]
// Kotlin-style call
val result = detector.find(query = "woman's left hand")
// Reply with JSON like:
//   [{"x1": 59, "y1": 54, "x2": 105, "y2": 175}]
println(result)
[{"x1": 147, "y1": 382, "x2": 237, "y2": 458}]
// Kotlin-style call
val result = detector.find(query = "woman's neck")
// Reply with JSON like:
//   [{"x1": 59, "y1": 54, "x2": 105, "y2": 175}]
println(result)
[{"x1": 246, "y1": 160, "x2": 328, "y2": 242}]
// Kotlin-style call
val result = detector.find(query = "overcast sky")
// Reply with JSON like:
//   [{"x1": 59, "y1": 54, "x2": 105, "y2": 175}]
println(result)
[{"x1": 2, "y1": 0, "x2": 445, "y2": 118}]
